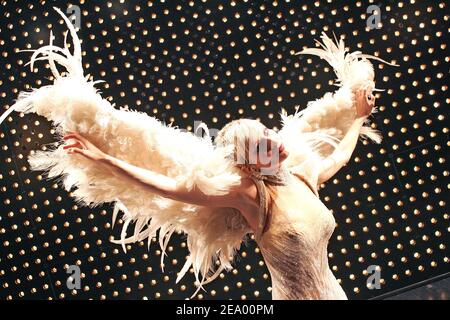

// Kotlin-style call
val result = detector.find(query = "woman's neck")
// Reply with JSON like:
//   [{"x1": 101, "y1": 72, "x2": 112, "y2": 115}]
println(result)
[{"x1": 247, "y1": 165, "x2": 290, "y2": 186}]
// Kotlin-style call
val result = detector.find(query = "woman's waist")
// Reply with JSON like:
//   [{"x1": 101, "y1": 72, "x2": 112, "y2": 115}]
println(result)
[{"x1": 260, "y1": 239, "x2": 331, "y2": 275}]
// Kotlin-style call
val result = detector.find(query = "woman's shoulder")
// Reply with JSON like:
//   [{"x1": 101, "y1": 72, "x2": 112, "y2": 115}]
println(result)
[{"x1": 287, "y1": 162, "x2": 320, "y2": 197}]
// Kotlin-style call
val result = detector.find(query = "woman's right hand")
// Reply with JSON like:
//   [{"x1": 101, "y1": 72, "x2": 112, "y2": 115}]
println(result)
[
  {"x1": 355, "y1": 88, "x2": 375, "y2": 118},
  {"x1": 63, "y1": 132, "x2": 108, "y2": 162}
]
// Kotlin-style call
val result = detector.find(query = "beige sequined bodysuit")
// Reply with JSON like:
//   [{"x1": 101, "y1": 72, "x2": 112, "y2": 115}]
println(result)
[{"x1": 250, "y1": 169, "x2": 348, "y2": 300}]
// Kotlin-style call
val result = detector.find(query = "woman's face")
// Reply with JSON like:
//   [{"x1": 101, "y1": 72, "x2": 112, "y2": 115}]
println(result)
[{"x1": 250, "y1": 127, "x2": 289, "y2": 172}]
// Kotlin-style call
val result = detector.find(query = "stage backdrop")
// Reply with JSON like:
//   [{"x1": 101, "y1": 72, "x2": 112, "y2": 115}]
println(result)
[{"x1": 0, "y1": 0, "x2": 448, "y2": 300}]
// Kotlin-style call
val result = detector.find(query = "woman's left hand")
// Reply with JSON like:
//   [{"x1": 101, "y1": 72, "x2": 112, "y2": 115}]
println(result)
[
  {"x1": 63, "y1": 132, "x2": 107, "y2": 162},
  {"x1": 355, "y1": 88, "x2": 376, "y2": 118}
]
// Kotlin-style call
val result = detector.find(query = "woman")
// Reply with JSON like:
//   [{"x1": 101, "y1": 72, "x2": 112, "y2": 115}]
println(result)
[
  {"x1": 5, "y1": 8, "x2": 396, "y2": 299},
  {"x1": 62, "y1": 89, "x2": 374, "y2": 300}
]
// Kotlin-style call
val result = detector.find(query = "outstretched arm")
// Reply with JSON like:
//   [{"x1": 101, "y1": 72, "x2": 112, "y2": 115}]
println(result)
[
  {"x1": 62, "y1": 132, "x2": 246, "y2": 208},
  {"x1": 317, "y1": 88, "x2": 376, "y2": 185}
]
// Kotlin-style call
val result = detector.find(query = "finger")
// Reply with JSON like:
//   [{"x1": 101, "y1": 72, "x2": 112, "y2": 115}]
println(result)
[
  {"x1": 360, "y1": 91, "x2": 365, "y2": 100},
  {"x1": 75, "y1": 138, "x2": 87, "y2": 149},
  {"x1": 65, "y1": 137, "x2": 83, "y2": 146},
  {"x1": 67, "y1": 147, "x2": 85, "y2": 155},
  {"x1": 74, "y1": 133, "x2": 89, "y2": 147},
  {"x1": 63, "y1": 136, "x2": 79, "y2": 145},
  {"x1": 64, "y1": 132, "x2": 87, "y2": 143},
  {"x1": 72, "y1": 148, "x2": 85, "y2": 155},
  {"x1": 63, "y1": 142, "x2": 81, "y2": 150},
  {"x1": 64, "y1": 132, "x2": 83, "y2": 140},
  {"x1": 63, "y1": 133, "x2": 79, "y2": 140},
  {"x1": 63, "y1": 135, "x2": 87, "y2": 149},
  {"x1": 64, "y1": 141, "x2": 86, "y2": 150}
]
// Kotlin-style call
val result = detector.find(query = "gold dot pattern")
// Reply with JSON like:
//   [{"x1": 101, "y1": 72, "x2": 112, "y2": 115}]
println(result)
[{"x1": 0, "y1": 0, "x2": 448, "y2": 299}]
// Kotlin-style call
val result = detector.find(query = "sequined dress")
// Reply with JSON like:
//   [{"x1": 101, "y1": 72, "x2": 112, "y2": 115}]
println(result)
[{"x1": 250, "y1": 169, "x2": 348, "y2": 300}]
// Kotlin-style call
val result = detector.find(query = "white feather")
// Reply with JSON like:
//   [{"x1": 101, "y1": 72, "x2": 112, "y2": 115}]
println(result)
[
  {"x1": 281, "y1": 31, "x2": 398, "y2": 181},
  {"x1": 6, "y1": 8, "x2": 250, "y2": 297}
]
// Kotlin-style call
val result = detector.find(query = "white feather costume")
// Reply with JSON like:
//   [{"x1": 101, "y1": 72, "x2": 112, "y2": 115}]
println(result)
[{"x1": 1, "y1": 8, "x2": 397, "y2": 297}]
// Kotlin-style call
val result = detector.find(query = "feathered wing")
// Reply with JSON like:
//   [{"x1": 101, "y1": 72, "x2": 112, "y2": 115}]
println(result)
[
  {"x1": 279, "y1": 32, "x2": 398, "y2": 186},
  {"x1": 2, "y1": 7, "x2": 251, "y2": 297}
]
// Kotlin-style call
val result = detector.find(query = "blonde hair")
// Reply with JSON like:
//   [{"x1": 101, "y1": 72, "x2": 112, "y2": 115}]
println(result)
[{"x1": 215, "y1": 118, "x2": 267, "y2": 169}]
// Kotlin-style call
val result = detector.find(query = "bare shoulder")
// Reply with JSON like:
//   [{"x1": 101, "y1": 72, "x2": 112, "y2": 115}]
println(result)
[{"x1": 289, "y1": 168, "x2": 320, "y2": 197}]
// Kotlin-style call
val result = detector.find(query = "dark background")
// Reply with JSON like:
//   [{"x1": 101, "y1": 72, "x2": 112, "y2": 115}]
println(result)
[{"x1": 0, "y1": 0, "x2": 448, "y2": 300}]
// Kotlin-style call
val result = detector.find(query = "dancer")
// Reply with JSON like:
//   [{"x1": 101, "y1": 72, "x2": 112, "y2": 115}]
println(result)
[{"x1": 3, "y1": 8, "x2": 398, "y2": 299}]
